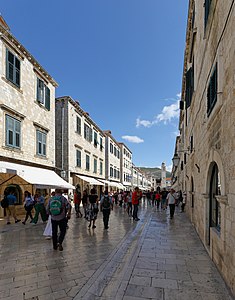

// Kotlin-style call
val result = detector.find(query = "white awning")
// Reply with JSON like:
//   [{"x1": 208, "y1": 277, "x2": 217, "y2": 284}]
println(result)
[
  {"x1": 76, "y1": 175, "x2": 104, "y2": 186},
  {"x1": 124, "y1": 182, "x2": 132, "y2": 186},
  {"x1": 109, "y1": 181, "x2": 124, "y2": 189},
  {"x1": 98, "y1": 179, "x2": 110, "y2": 185},
  {"x1": 0, "y1": 161, "x2": 75, "y2": 189}
]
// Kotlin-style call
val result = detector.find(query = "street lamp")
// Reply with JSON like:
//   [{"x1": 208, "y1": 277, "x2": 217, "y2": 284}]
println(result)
[{"x1": 172, "y1": 154, "x2": 180, "y2": 167}]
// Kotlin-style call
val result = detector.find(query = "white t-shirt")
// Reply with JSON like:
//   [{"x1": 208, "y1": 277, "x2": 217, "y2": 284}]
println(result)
[{"x1": 167, "y1": 193, "x2": 176, "y2": 205}]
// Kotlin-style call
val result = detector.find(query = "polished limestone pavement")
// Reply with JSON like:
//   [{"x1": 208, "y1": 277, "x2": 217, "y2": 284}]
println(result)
[{"x1": 0, "y1": 201, "x2": 234, "y2": 300}]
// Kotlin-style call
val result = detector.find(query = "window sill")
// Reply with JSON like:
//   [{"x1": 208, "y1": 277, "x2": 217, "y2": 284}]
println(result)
[
  {"x1": 34, "y1": 101, "x2": 49, "y2": 112},
  {"x1": 2, "y1": 145, "x2": 22, "y2": 153},
  {"x1": 1, "y1": 76, "x2": 23, "y2": 94},
  {"x1": 34, "y1": 154, "x2": 47, "y2": 161}
]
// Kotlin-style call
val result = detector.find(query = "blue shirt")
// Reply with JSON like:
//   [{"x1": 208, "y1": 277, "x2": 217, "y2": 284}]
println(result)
[{"x1": 6, "y1": 194, "x2": 17, "y2": 206}]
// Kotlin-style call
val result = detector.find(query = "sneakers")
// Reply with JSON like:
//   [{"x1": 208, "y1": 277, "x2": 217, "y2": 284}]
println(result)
[
  {"x1": 15, "y1": 219, "x2": 21, "y2": 223},
  {"x1": 6, "y1": 222, "x2": 11, "y2": 225},
  {"x1": 92, "y1": 225, "x2": 96, "y2": 228},
  {"x1": 22, "y1": 221, "x2": 26, "y2": 225}
]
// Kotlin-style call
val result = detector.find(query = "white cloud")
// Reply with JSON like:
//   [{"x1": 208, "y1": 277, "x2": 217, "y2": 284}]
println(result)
[
  {"x1": 155, "y1": 100, "x2": 179, "y2": 124},
  {"x1": 122, "y1": 135, "x2": 144, "y2": 143},
  {"x1": 136, "y1": 118, "x2": 152, "y2": 128},
  {"x1": 136, "y1": 93, "x2": 180, "y2": 128},
  {"x1": 166, "y1": 164, "x2": 172, "y2": 172}
]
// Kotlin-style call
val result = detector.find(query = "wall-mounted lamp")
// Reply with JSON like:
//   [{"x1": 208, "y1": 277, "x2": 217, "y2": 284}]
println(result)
[
  {"x1": 172, "y1": 154, "x2": 180, "y2": 167},
  {"x1": 172, "y1": 149, "x2": 191, "y2": 167}
]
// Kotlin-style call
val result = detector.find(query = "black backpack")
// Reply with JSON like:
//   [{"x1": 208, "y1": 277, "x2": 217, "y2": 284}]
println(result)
[
  {"x1": 1, "y1": 196, "x2": 9, "y2": 208},
  {"x1": 103, "y1": 196, "x2": 110, "y2": 209}
]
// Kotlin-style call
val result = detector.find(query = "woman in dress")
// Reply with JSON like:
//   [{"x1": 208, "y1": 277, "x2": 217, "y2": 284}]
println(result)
[{"x1": 86, "y1": 188, "x2": 98, "y2": 229}]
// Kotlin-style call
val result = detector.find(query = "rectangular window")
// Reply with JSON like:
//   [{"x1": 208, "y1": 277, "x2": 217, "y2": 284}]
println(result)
[
  {"x1": 207, "y1": 63, "x2": 217, "y2": 116},
  {"x1": 36, "y1": 130, "x2": 47, "y2": 156},
  {"x1": 6, "y1": 115, "x2": 21, "y2": 148},
  {"x1": 114, "y1": 147, "x2": 117, "y2": 157},
  {"x1": 94, "y1": 158, "x2": 97, "y2": 173},
  {"x1": 117, "y1": 150, "x2": 120, "y2": 159},
  {"x1": 110, "y1": 143, "x2": 113, "y2": 153},
  {"x1": 114, "y1": 168, "x2": 117, "y2": 178},
  {"x1": 6, "y1": 49, "x2": 20, "y2": 87},
  {"x1": 94, "y1": 131, "x2": 98, "y2": 147},
  {"x1": 185, "y1": 65, "x2": 194, "y2": 108},
  {"x1": 76, "y1": 116, "x2": 81, "y2": 135},
  {"x1": 76, "y1": 149, "x2": 81, "y2": 167},
  {"x1": 36, "y1": 78, "x2": 51, "y2": 110},
  {"x1": 110, "y1": 166, "x2": 113, "y2": 177},
  {"x1": 205, "y1": 0, "x2": 212, "y2": 28},
  {"x1": 100, "y1": 161, "x2": 103, "y2": 175},
  {"x1": 100, "y1": 137, "x2": 103, "y2": 151},
  {"x1": 84, "y1": 124, "x2": 92, "y2": 142},
  {"x1": 86, "y1": 154, "x2": 90, "y2": 171}
]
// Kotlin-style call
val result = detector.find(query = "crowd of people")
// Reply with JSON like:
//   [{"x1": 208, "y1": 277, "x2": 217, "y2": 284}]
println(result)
[{"x1": 1, "y1": 186, "x2": 187, "y2": 251}]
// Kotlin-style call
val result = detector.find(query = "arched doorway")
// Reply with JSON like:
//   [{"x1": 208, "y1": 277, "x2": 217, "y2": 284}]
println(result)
[
  {"x1": 4, "y1": 184, "x2": 22, "y2": 205},
  {"x1": 209, "y1": 163, "x2": 221, "y2": 236}
]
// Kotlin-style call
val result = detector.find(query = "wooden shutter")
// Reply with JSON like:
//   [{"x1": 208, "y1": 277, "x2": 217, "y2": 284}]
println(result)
[{"x1": 45, "y1": 86, "x2": 50, "y2": 110}]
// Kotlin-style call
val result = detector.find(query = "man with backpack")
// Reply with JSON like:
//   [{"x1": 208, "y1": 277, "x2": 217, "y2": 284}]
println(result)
[
  {"x1": 47, "y1": 189, "x2": 71, "y2": 251},
  {"x1": 100, "y1": 189, "x2": 113, "y2": 229}
]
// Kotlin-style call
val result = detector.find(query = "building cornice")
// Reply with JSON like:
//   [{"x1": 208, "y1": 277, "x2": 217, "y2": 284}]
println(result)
[
  {"x1": 0, "y1": 20, "x2": 58, "y2": 88},
  {"x1": 56, "y1": 96, "x2": 105, "y2": 137}
]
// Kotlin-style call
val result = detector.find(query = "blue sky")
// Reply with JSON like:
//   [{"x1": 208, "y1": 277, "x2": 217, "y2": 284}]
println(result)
[{"x1": 1, "y1": 0, "x2": 188, "y2": 170}]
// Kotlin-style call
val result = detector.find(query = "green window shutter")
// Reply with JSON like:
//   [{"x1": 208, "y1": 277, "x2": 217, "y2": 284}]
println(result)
[{"x1": 45, "y1": 86, "x2": 50, "y2": 110}]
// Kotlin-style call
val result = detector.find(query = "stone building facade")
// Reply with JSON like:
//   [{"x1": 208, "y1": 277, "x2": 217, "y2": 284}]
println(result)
[
  {"x1": 174, "y1": 0, "x2": 235, "y2": 295},
  {"x1": 118, "y1": 143, "x2": 132, "y2": 190},
  {"x1": 103, "y1": 130, "x2": 122, "y2": 190},
  {"x1": 55, "y1": 96, "x2": 105, "y2": 194},
  {"x1": 0, "y1": 17, "x2": 72, "y2": 216}
]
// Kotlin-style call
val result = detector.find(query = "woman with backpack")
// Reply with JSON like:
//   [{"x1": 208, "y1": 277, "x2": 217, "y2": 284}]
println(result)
[{"x1": 100, "y1": 189, "x2": 113, "y2": 229}]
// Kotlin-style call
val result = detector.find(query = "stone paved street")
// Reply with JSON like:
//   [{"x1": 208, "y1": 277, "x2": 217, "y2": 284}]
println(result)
[{"x1": 0, "y1": 201, "x2": 234, "y2": 300}]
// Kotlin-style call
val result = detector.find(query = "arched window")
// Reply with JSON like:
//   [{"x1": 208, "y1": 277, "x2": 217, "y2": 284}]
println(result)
[{"x1": 209, "y1": 163, "x2": 221, "y2": 231}]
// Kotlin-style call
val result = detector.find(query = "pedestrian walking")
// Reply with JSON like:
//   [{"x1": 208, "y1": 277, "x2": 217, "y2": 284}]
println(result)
[
  {"x1": 74, "y1": 185, "x2": 82, "y2": 218},
  {"x1": 82, "y1": 189, "x2": 88, "y2": 217},
  {"x1": 181, "y1": 191, "x2": 187, "y2": 212},
  {"x1": 132, "y1": 187, "x2": 142, "y2": 221},
  {"x1": 155, "y1": 191, "x2": 161, "y2": 209},
  {"x1": 5, "y1": 191, "x2": 21, "y2": 224},
  {"x1": 160, "y1": 188, "x2": 168, "y2": 210},
  {"x1": 31, "y1": 192, "x2": 47, "y2": 224},
  {"x1": 86, "y1": 188, "x2": 99, "y2": 229},
  {"x1": 100, "y1": 189, "x2": 113, "y2": 229},
  {"x1": 47, "y1": 189, "x2": 71, "y2": 251},
  {"x1": 166, "y1": 189, "x2": 177, "y2": 219},
  {"x1": 22, "y1": 191, "x2": 34, "y2": 225},
  {"x1": 126, "y1": 191, "x2": 132, "y2": 217}
]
